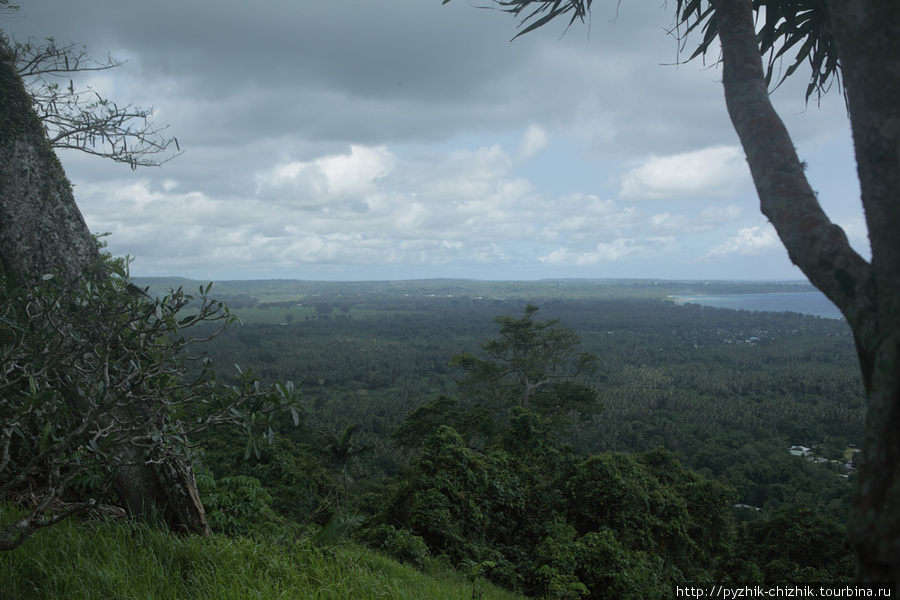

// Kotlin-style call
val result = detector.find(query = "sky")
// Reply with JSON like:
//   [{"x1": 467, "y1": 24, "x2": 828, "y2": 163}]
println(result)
[{"x1": 2, "y1": 1, "x2": 868, "y2": 281}]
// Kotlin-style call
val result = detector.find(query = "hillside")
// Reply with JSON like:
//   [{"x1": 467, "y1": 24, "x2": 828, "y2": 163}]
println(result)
[{"x1": 0, "y1": 506, "x2": 523, "y2": 600}]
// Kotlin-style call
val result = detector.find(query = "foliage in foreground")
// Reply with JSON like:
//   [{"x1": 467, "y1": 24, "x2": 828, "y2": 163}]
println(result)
[
  {"x1": 376, "y1": 425, "x2": 737, "y2": 599},
  {"x1": 0, "y1": 259, "x2": 299, "y2": 549},
  {"x1": 0, "y1": 504, "x2": 522, "y2": 600}
]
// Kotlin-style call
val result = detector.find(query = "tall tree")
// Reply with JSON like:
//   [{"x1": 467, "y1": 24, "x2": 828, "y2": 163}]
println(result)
[
  {"x1": 452, "y1": 303, "x2": 600, "y2": 418},
  {"x1": 445, "y1": 0, "x2": 899, "y2": 583},
  {"x1": 0, "y1": 38, "x2": 213, "y2": 536},
  {"x1": 319, "y1": 424, "x2": 369, "y2": 513},
  {"x1": 393, "y1": 304, "x2": 600, "y2": 450}
]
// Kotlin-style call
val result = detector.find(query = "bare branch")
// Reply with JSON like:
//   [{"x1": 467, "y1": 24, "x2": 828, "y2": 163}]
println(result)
[
  {"x1": 9, "y1": 36, "x2": 123, "y2": 78},
  {"x1": 0, "y1": 498, "x2": 99, "y2": 552},
  {"x1": 4, "y1": 34, "x2": 182, "y2": 169}
]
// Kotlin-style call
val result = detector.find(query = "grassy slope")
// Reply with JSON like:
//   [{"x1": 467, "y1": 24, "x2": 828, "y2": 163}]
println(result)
[{"x1": 0, "y1": 510, "x2": 523, "y2": 600}]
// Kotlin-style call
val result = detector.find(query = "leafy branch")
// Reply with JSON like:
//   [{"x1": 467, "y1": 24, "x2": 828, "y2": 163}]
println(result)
[{"x1": 0, "y1": 259, "x2": 300, "y2": 550}]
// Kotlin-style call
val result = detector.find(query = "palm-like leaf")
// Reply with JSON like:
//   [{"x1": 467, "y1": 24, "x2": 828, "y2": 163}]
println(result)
[
  {"x1": 443, "y1": 0, "x2": 839, "y2": 102},
  {"x1": 679, "y1": 0, "x2": 839, "y2": 102}
]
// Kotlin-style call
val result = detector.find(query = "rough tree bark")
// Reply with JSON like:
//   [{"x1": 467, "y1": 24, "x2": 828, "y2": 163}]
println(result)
[
  {"x1": 0, "y1": 42, "x2": 210, "y2": 535},
  {"x1": 712, "y1": 0, "x2": 899, "y2": 583}
]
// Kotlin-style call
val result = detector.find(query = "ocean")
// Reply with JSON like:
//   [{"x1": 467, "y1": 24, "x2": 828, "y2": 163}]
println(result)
[{"x1": 671, "y1": 291, "x2": 844, "y2": 320}]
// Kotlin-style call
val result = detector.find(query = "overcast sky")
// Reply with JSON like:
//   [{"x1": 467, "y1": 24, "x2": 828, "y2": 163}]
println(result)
[{"x1": 3, "y1": 1, "x2": 866, "y2": 281}]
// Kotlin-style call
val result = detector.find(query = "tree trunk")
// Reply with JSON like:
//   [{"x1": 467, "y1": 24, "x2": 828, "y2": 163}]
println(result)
[
  {"x1": 825, "y1": 0, "x2": 900, "y2": 583},
  {"x1": 115, "y1": 448, "x2": 210, "y2": 535},
  {"x1": 711, "y1": 0, "x2": 899, "y2": 583},
  {"x1": 0, "y1": 42, "x2": 210, "y2": 536}
]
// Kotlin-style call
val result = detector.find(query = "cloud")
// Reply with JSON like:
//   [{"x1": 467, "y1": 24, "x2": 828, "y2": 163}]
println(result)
[
  {"x1": 647, "y1": 203, "x2": 743, "y2": 236},
  {"x1": 78, "y1": 142, "x2": 544, "y2": 275},
  {"x1": 80, "y1": 138, "x2": 742, "y2": 278},
  {"x1": 539, "y1": 237, "x2": 678, "y2": 266},
  {"x1": 517, "y1": 125, "x2": 549, "y2": 161},
  {"x1": 706, "y1": 223, "x2": 782, "y2": 258},
  {"x1": 73, "y1": 136, "x2": 801, "y2": 279},
  {"x1": 256, "y1": 145, "x2": 395, "y2": 202},
  {"x1": 7, "y1": 0, "x2": 858, "y2": 280},
  {"x1": 700, "y1": 204, "x2": 744, "y2": 222},
  {"x1": 618, "y1": 146, "x2": 752, "y2": 201}
]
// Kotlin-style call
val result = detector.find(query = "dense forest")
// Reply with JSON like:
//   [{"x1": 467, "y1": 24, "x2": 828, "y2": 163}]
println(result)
[
  {"x1": 152, "y1": 279, "x2": 862, "y2": 596},
  {"x1": 0, "y1": 275, "x2": 861, "y2": 597}
]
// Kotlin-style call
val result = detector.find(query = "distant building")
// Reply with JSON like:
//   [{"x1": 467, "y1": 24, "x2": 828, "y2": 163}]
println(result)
[{"x1": 789, "y1": 445, "x2": 812, "y2": 457}]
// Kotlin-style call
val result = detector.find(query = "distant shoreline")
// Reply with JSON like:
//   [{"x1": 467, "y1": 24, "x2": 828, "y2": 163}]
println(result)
[{"x1": 670, "y1": 291, "x2": 843, "y2": 320}]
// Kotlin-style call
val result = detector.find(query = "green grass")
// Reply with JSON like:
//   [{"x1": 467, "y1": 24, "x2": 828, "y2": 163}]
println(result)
[{"x1": 0, "y1": 509, "x2": 524, "y2": 600}]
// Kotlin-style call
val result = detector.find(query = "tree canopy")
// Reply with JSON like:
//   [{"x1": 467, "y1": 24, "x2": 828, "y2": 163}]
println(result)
[{"x1": 444, "y1": 0, "x2": 900, "y2": 584}]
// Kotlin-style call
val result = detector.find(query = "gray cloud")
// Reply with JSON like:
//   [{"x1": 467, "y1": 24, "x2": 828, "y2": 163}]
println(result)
[{"x1": 3, "y1": 0, "x2": 860, "y2": 280}]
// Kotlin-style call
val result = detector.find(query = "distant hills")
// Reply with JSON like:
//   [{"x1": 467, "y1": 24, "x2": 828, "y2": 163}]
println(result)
[{"x1": 132, "y1": 277, "x2": 818, "y2": 303}]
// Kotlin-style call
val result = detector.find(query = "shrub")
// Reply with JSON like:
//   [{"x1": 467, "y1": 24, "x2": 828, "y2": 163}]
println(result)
[
  {"x1": 0, "y1": 260, "x2": 300, "y2": 549},
  {"x1": 358, "y1": 524, "x2": 430, "y2": 569}
]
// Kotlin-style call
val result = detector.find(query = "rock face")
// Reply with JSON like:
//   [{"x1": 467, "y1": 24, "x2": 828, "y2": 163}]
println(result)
[
  {"x1": 0, "y1": 42, "x2": 209, "y2": 536},
  {"x1": 0, "y1": 45, "x2": 100, "y2": 285}
]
